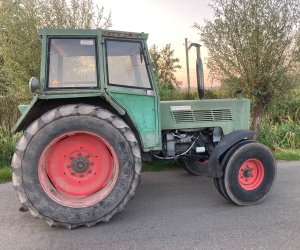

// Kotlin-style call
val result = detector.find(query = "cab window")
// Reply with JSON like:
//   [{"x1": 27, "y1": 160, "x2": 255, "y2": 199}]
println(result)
[
  {"x1": 106, "y1": 40, "x2": 152, "y2": 89},
  {"x1": 48, "y1": 38, "x2": 98, "y2": 88}
]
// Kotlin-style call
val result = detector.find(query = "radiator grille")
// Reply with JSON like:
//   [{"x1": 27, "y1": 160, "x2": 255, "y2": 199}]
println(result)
[{"x1": 172, "y1": 109, "x2": 233, "y2": 123}]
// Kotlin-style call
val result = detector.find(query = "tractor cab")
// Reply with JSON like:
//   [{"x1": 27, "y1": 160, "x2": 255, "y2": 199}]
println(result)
[{"x1": 17, "y1": 29, "x2": 162, "y2": 151}]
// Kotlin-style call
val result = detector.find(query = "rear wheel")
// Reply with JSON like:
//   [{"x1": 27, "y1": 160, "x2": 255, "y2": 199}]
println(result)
[
  {"x1": 11, "y1": 104, "x2": 141, "y2": 229},
  {"x1": 181, "y1": 159, "x2": 208, "y2": 176},
  {"x1": 215, "y1": 140, "x2": 276, "y2": 205}
]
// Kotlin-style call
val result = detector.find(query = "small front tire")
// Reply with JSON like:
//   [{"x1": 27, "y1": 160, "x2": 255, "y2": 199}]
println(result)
[
  {"x1": 181, "y1": 159, "x2": 208, "y2": 176},
  {"x1": 217, "y1": 141, "x2": 276, "y2": 205}
]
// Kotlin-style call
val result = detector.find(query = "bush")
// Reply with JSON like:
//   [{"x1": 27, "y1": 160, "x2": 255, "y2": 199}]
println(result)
[
  {"x1": 0, "y1": 95, "x2": 21, "y2": 133},
  {"x1": 0, "y1": 126, "x2": 21, "y2": 168},
  {"x1": 157, "y1": 83, "x2": 228, "y2": 101},
  {"x1": 258, "y1": 116, "x2": 300, "y2": 150},
  {"x1": 0, "y1": 94, "x2": 25, "y2": 169}
]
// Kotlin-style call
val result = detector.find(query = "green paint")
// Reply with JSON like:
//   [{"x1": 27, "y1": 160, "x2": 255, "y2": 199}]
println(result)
[
  {"x1": 160, "y1": 98, "x2": 250, "y2": 135},
  {"x1": 18, "y1": 105, "x2": 29, "y2": 114},
  {"x1": 112, "y1": 93, "x2": 156, "y2": 131},
  {"x1": 109, "y1": 91, "x2": 160, "y2": 150},
  {"x1": 12, "y1": 28, "x2": 251, "y2": 154},
  {"x1": 11, "y1": 95, "x2": 39, "y2": 132}
]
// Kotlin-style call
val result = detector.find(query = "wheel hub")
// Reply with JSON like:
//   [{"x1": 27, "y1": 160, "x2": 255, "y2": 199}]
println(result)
[
  {"x1": 238, "y1": 159, "x2": 264, "y2": 190},
  {"x1": 243, "y1": 168, "x2": 252, "y2": 177},
  {"x1": 38, "y1": 131, "x2": 119, "y2": 208},
  {"x1": 71, "y1": 156, "x2": 90, "y2": 173}
]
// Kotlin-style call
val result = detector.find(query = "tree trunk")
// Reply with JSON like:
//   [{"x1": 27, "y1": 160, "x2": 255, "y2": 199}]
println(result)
[{"x1": 250, "y1": 102, "x2": 266, "y2": 140}]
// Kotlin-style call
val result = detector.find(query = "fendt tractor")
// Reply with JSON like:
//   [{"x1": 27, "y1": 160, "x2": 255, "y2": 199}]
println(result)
[{"x1": 11, "y1": 28, "x2": 276, "y2": 229}]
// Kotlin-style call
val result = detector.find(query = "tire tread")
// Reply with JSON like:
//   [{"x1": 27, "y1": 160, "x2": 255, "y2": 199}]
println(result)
[{"x1": 11, "y1": 104, "x2": 141, "y2": 229}]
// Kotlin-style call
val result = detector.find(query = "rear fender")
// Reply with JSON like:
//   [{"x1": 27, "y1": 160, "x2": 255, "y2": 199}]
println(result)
[{"x1": 207, "y1": 130, "x2": 257, "y2": 178}]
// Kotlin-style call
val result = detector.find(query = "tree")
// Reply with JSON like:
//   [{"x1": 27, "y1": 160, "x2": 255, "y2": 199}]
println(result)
[
  {"x1": 149, "y1": 44, "x2": 182, "y2": 87},
  {"x1": 0, "y1": 0, "x2": 112, "y2": 97},
  {"x1": 194, "y1": 0, "x2": 300, "y2": 135}
]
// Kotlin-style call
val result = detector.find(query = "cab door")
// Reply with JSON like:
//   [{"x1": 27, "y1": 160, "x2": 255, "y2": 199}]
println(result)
[{"x1": 103, "y1": 38, "x2": 161, "y2": 151}]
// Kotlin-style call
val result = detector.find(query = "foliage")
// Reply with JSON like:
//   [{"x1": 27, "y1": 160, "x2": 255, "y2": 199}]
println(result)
[
  {"x1": 0, "y1": 167, "x2": 12, "y2": 183},
  {"x1": 194, "y1": 0, "x2": 300, "y2": 134},
  {"x1": 158, "y1": 85, "x2": 230, "y2": 101},
  {"x1": 0, "y1": 126, "x2": 21, "y2": 169},
  {"x1": 0, "y1": 0, "x2": 112, "y2": 95},
  {"x1": 258, "y1": 116, "x2": 300, "y2": 150},
  {"x1": 158, "y1": 82, "x2": 182, "y2": 100},
  {"x1": 264, "y1": 88, "x2": 300, "y2": 121},
  {"x1": 0, "y1": 95, "x2": 22, "y2": 133},
  {"x1": 149, "y1": 44, "x2": 182, "y2": 87}
]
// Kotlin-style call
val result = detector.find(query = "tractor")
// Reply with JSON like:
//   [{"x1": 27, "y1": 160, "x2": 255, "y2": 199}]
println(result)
[{"x1": 11, "y1": 28, "x2": 276, "y2": 229}]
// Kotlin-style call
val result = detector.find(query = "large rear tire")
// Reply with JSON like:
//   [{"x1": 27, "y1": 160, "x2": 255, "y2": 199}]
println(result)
[
  {"x1": 215, "y1": 140, "x2": 276, "y2": 205},
  {"x1": 11, "y1": 104, "x2": 141, "y2": 229}
]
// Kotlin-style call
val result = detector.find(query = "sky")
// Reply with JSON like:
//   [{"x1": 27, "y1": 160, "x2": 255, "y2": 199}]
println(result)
[{"x1": 95, "y1": 0, "x2": 215, "y2": 88}]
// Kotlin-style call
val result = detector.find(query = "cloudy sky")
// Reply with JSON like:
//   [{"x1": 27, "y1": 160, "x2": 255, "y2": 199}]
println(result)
[{"x1": 95, "y1": 0, "x2": 215, "y2": 87}]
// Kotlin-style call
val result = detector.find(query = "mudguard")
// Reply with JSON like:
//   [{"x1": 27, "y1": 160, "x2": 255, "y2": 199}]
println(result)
[{"x1": 207, "y1": 130, "x2": 257, "y2": 178}]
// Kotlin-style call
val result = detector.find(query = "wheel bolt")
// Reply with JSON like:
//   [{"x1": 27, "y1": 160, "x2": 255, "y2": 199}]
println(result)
[
  {"x1": 90, "y1": 162, "x2": 94, "y2": 165},
  {"x1": 69, "y1": 156, "x2": 73, "y2": 160},
  {"x1": 67, "y1": 165, "x2": 71, "y2": 168},
  {"x1": 80, "y1": 174, "x2": 83, "y2": 177},
  {"x1": 78, "y1": 153, "x2": 81, "y2": 156},
  {"x1": 71, "y1": 172, "x2": 75, "y2": 176},
  {"x1": 86, "y1": 155, "x2": 90, "y2": 158},
  {"x1": 88, "y1": 170, "x2": 92, "y2": 173}
]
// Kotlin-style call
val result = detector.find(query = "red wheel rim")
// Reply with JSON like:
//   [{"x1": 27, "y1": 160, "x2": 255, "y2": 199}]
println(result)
[
  {"x1": 38, "y1": 131, "x2": 119, "y2": 208},
  {"x1": 238, "y1": 158, "x2": 264, "y2": 190},
  {"x1": 196, "y1": 159, "x2": 209, "y2": 164}
]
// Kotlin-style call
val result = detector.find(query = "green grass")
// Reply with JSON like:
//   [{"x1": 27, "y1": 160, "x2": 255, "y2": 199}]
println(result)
[
  {"x1": 0, "y1": 127, "x2": 19, "y2": 183},
  {"x1": 142, "y1": 158, "x2": 182, "y2": 172},
  {"x1": 273, "y1": 149, "x2": 300, "y2": 161},
  {"x1": 0, "y1": 166, "x2": 12, "y2": 183}
]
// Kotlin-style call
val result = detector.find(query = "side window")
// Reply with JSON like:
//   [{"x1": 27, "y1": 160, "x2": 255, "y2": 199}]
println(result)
[
  {"x1": 106, "y1": 40, "x2": 152, "y2": 89},
  {"x1": 48, "y1": 38, "x2": 98, "y2": 88}
]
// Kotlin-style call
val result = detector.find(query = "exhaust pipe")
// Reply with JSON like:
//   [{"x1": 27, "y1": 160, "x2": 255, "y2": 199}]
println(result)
[
  {"x1": 189, "y1": 43, "x2": 205, "y2": 99},
  {"x1": 196, "y1": 45, "x2": 204, "y2": 100}
]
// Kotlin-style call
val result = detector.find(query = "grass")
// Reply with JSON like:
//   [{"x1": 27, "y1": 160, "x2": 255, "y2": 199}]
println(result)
[
  {"x1": 273, "y1": 149, "x2": 300, "y2": 161},
  {"x1": 258, "y1": 117, "x2": 300, "y2": 150},
  {"x1": 0, "y1": 126, "x2": 19, "y2": 183},
  {"x1": 0, "y1": 166, "x2": 12, "y2": 183},
  {"x1": 142, "y1": 158, "x2": 182, "y2": 172}
]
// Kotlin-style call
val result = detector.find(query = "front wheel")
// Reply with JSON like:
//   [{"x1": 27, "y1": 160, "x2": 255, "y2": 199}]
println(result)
[
  {"x1": 215, "y1": 141, "x2": 276, "y2": 205},
  {"x1": 181, "y1": 159, "x2": 208, "y2": 176},
  {"x1": 11, "y1": 105, "x2": 141, "y2": 229}
]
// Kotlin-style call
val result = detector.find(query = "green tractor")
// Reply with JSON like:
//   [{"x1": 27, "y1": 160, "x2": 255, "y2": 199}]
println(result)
[{"x1": 11, "y1": 28, "x2": 276, "y2": 229}]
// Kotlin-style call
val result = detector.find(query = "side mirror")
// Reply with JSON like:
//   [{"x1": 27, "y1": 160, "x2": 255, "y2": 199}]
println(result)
[{"x1": 29, "y1": 77, "x2": 39, "y2": 93}]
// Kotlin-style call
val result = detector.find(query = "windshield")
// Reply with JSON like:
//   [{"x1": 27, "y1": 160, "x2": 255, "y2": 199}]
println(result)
[
  {"x1": 106, "y1": 40, "x2": 151, "y2": 89},
  {"x1": 48, "y1": 38, "x2": 97, "y2": 88}
]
